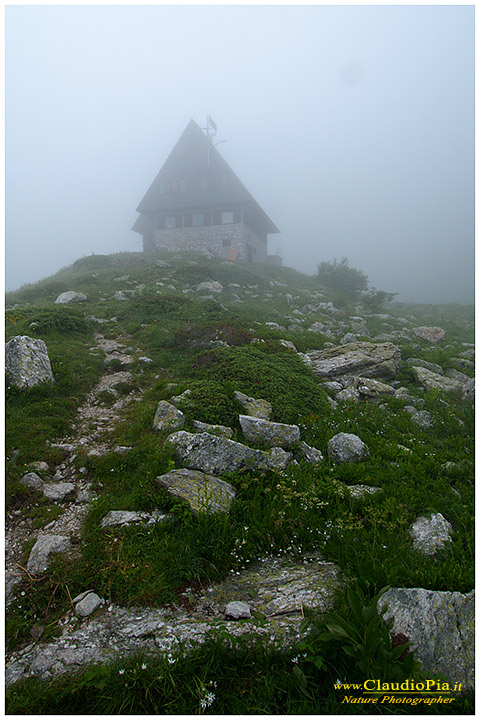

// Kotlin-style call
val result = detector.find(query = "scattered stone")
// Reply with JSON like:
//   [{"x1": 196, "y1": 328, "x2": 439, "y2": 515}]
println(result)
[
  {"x1": 410, "y1": 366, "x2": 464, "y2": 394},
  {"x1": 301, "y1": 342, "x2": 401, "y2": 380},
  {"x1": 100, "y1": 510, "x2": 169, "y2": 528},
  {"x1": 27, "y1": 535, "x2": 71, "y2": 574},
  {"x1": 138, "y1": 356, "x2": 153, "y2": 363},
  {"x1": 295, "y1": 441, "x2": 324, "y2": 465},
  {"x1": 344, "y1": 484, "x2": 381, "y2": 499},
  {"x1": 165, "y1": 431, "x2": 292, "y2": 476},
  {"x1": 42, "y1": 482, "x2": 75, "y2": 502},
  {"x1": 192, "y1": 421, "x2": 233, "y2": 438},
  {"x1": 265, "y1": 447, "x2": 293, "y2": 470},
  {"x1": 336, "y1": 387, "x2": 360, "y2": 403},
  {"x1": 197, "y1": 281, "x2": 223, "y2": 293},
  {"x1": 328, "y1": 433, "x2": 369, "y2": 464},
  {"x1": 409, "y1": 410, "x2": 433, "y2": 428},
  {"x1": 156, "y1": 468, "x2": 236, "y2": 514},
  {"x1": 278, "y1": 339, "x2": 297, "y2": 352},
  {"x1": 30, "y1": 461, "x2": 49, "y2": 473},
  {"x1": 54, "y1": 291, "x2": 87, "y2": 304},
  {"x1": 5, "y1": 336, "x2": 54, "y2": 389},
  {"x1": 74, "y1": 592, "x2": 104, "y2": 618},
  {"x1": 170, "y1": 389, "x2": 192, "y2": 405},
  {"x1": 224, "y1": 601, "x2": 251, "y2": 619},
  {"x1": 239, "y1": 415, "x2": 300, "y2": 449},
  {"x1": 19, "y1": 472, "x2": 44, "y2": 491},
  {"x1": 405, "y1": 358, "x2": 444, "y2": 375},
  {"x1": 114, "y1": 446, "x2": 132, "y2": 455},
  {"x1": 379, "y1": 587, "x2": 474, "y2": 688},
  {"x1": 412, "y1": 326, "x2": 446, "y2": 343},
  {"x1": 409, "y1": 513, "x2": 453, "y2": 554},
  {"x1": 234, "y1": 391, "x2": 272, "y2": 419},
  {"x1": 152, "y1": 401, "x2": 185, "y2": 432}
]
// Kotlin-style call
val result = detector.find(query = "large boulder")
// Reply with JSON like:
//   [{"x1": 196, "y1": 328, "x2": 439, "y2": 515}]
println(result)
[
  {"x1": 5, "y1": 336, "x2": 54, "y2": 389},
  {"x1": 239, "y1": 415, "x2": 300, "y2": 449},
  {"x1": 379, "y1": 587, "x2": 474, "y2": 688},
  {"x1": 156, "y1": 468, "x2": 236, "y2": 514},
  {"x1": 328, "y1": 433, "x2": 369, "y2": 464},
  {"x1": 301, "y1": 342, "x2": 401, "y2": 380},
  {"x1": 165, "y1": 431, "x2": 292, "y2": 476},
  {"x1": 54, "y1": 291, "x2": 87, "y2": 304}
]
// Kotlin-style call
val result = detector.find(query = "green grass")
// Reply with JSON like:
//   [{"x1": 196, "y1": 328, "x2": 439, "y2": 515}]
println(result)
[{"x1": 5, "y1": 250, "x2": 475, "y2": 713}]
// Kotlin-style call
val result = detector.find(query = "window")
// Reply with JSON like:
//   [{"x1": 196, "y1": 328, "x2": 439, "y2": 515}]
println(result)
[
  {"x1": 164, "y1": 216, "x2": 176, "y2": 229},
  {"x1": 221, "y1": 211, "x2": 234, "y2": 224},
  {"x1": 222, "y1": 238, "x2": 231, "y2": 248},
  {"x1": 192, "y1": 213, "x2": 204, "y2": 226}
]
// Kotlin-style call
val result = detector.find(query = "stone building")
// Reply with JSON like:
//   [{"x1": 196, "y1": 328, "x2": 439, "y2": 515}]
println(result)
[{"x1": 132, "y1": 119, "x2": 280, "y2": 263}]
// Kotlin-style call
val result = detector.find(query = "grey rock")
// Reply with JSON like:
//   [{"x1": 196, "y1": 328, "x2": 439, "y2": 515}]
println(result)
[
  {"x1": 323, "y1": 381, "x2": 343, "y2": 393},
  {"x1": 405, "y1": 357, "x2": 444, "y2": 375},
  {"x1": 296, "y1": 441, "x2": 324, "y2": 465},
  {"x1": 234, "y1": 391, "x2": 272, "y2": 419},
  {"x1": 113, "y1": 445, "x2": 132, "y2": 455},
  {"x1": 192, "y1": 421, "x2": 233, "y2": 438},
  {"x1": 54, "y1": 291, "x2": 87, "y2": 304},
  {"x1": 344, "y1": 484, "x2": 381, "y2": 499},
  {"x1": 27, "y1": 535, "x2": 71, "y2": 574},
  {"x1": 197, "y1": 281, "x2": 223, "y2": 293},
  {"x1": 152, "y1": 401, "x2": 185, "y2": 432},
  {"x1": 278, "y1": 339, "x2": 297, "y2": 352},
  {"x1": 156, "y1": 468, "x2": 236, "y2": 514},
  {"x1": 301, "y1": 342, "x2": 401, "y2": 380},
  {"x1": 19, "y1": 472, "x2": 44, "y2": 491},
  {"x1": 30, "y1": 461, "x2": 49, "y2": 473},
  {"x1": 379, "y1": 587, "x2": 474, "y2": 688},
  {"x1": 114, "y1": 290, "x2": 128, "y2": 300},
  {"x1": 265, "y1": 447, "x2": 292, "y2": 470},
  {"x1": 225, "y1": 601, "x2": 251, "y2": 619},
  {"x1": 463, "y1": 377, "x2": 475, "y2": 401},
  {"x1": 350, "y1": 376, "x2": 395, "y2": 399},
  {"x1": 100, "y1": 510, "x2": 169, "y2": 528},
  {"x1": 445, "y1": 368, "x2": 471, "y2": 384},
  {"x1": 411, "y1": 366, "x2": 464, "y2": 394},
  {"x1": 74, "y1": 592, "x2": 104, "y2": 618},
  {"x1": 328, "y1": 433, "x2": 369, "y2": 464},
  {"x1": 336, "y1": 387, "x2": 361, "y2": 403},
  {"x1": 170, "y1": 389, "x2": 192, "y2": 405},
  {"x1": 165, "y1": 431, "x2": 292, "y2": 476},
  {"x1": 341, "y1": 333, "x2": 358, "y2": 344},
  {"x1": 239, "y1": 415, "x2": 300, "y2": 449},
  {"x1": 42, "y1": 482, "x2": 75, "y2": 502},
  {"x1": 5, "y1": 336, "x2": 54, "y2": 388},
  {"x1": 410, "y1": 410, "x2": 432, "y2": 428},
  {"x1": 409, "y1": 512, "x2": 453, "y2": 554},
  {"x1": 412, "y1": 326, "x2": 446, "y2": 343}
]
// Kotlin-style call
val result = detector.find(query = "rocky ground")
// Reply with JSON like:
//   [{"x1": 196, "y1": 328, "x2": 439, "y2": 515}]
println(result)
[{"x1": 5, "y1": 254, "x2": 475, "y2": 693}]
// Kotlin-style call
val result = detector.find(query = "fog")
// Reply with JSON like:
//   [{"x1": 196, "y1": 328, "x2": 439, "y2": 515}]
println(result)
[{"x1": 5, "y1": 4, "x2": 474, "y2": 304}]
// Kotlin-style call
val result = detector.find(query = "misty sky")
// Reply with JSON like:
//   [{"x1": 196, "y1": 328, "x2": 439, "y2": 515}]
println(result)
[{"x1": 5, "y1": 4, "x2": 474, "y2": 303}]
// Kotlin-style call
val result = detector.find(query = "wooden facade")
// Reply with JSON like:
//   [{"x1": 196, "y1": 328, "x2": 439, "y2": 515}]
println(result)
[{"x1": 132, "y1": 120, "x2": 279, "y2": 262}]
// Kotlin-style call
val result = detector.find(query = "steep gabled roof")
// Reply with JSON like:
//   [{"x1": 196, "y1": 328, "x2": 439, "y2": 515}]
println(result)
[{"x1": 134, "y1": 119, "x2": 279, "y2": 234}]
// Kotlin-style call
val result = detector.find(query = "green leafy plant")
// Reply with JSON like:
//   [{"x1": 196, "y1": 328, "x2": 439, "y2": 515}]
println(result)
[{"x1": 318, "y1": 584, "x2": 422, "y2": 681}]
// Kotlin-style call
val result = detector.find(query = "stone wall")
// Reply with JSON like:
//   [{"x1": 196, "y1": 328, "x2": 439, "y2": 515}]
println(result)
[{"x1": 152, "y1": 223, "x2": 267, "y2": 263}]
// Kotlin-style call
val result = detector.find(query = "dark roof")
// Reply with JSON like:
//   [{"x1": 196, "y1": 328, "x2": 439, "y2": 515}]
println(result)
[{"x1": 133, "y1": 119, "x2": 279, "y2": 234}]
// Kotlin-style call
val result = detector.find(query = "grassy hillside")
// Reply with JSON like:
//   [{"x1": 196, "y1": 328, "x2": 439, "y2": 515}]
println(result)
[{"x1": 5, "y1": 250, "x2": 474, "y2": 713}]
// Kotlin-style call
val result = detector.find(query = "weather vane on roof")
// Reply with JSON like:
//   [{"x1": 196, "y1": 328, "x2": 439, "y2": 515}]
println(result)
[{"x1": 203, "y1": 115, "x2": 226, "y2": 165}]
